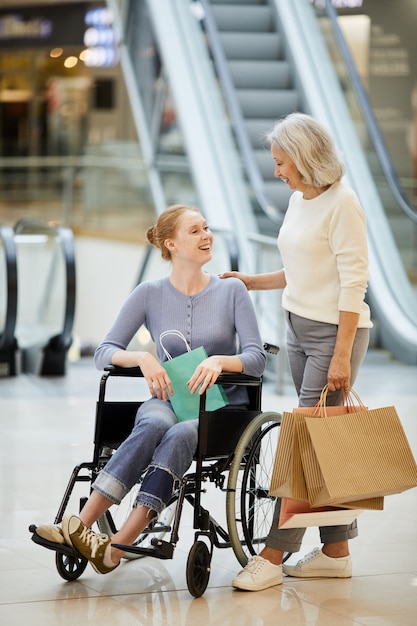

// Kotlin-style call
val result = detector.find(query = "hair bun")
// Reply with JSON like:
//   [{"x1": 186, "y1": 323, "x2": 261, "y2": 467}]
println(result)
[{"x1": 146, "y1": 226, "x2": 155, "y2": 245}]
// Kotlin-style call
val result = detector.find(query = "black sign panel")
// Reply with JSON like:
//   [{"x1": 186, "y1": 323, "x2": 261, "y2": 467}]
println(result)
[{"x1": 0, "y1": 3, "x2": 101, "y2": 48}]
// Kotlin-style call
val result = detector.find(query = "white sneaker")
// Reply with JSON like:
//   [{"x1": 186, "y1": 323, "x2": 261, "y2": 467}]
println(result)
[
  {"x1": 282, "y1": 547, "x2": 352, "y2": 578},
  {"x1": 232, "y1": 555, "x2": 282, "y2": 591}
]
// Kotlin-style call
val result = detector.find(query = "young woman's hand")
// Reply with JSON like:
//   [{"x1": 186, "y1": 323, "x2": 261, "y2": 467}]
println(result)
[
  {"x1": 187, "y1": 356, "x2": 223, "y2": 395},
  {"x1": 138, "y1": 352, "x2": 174, "y2": 401}
]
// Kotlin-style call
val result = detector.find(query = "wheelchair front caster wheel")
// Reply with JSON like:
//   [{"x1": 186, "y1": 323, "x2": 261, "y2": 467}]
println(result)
[
  {"x1": 186, "y1": 541, "x2": 211, "y2": 598},
  {"x1": 55, "y1": 550, "x2": 88, "y2": 581}
]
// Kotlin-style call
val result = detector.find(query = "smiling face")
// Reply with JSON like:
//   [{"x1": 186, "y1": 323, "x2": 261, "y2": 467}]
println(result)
[
  {"x1": 165, "y1": 210, "x2": 213, "y2": 265},
  {"x1": 271, "y1": 143, "x2": 304, "y2": 192}
]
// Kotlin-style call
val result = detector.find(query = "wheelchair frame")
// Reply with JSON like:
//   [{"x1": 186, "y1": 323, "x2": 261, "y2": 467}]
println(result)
[{"x1": 30, "y1": 353, "x2": 283, "y2": 598}]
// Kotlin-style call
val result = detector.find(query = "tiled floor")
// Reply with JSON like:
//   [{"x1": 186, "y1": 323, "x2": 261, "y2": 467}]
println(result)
[{"x1": 0, "y1": 349, "x2": 416, "y2": 625}]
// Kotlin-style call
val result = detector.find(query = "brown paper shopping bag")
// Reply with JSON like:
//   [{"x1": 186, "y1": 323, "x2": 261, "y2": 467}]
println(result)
[
  {"x1": 294, "y1": 387, "x2": 383, "y2": 510},
  {"x1": 278, "y1": 497, "x2": 363, "y2": 529},
  {"x1": 270, "y1": 387, "x2": 367, "y2": 502},
  {"x1": 296, "y1": 413, "x2": 384, "y2": 510},
  {"x1": 297, "y1": 389, "x2": 417, "y2": 507},
  {"x1": 268, "y1": 411, "x2": 308, "y2": 501}
]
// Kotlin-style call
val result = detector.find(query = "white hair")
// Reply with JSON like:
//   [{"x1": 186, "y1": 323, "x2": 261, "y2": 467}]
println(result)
[{"x1": 266, "y1": 112, "x2": 345, "y2": 186}]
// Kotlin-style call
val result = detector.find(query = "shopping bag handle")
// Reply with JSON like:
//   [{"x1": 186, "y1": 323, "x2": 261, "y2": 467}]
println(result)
[
  {"x1": 314, "y1": 384, "x2": 366, "y2": 416},
  {"x1": 159, "y1": 330, "x2": 191, "y2": 360}
]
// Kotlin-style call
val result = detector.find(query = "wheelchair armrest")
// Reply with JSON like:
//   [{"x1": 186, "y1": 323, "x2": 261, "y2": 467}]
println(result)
[
  {"x1": 102, "y1": 341, "x2": 278, "y2": 379},
  {"x1": 104, "y1": 365, "x2": 144, "y2": 377},
  {"x1": 103, "y1": 366, "x2": 260, "y2": 385},
  {"x1": 216, "y1": 372, "x2": 262, "y2": 386}
]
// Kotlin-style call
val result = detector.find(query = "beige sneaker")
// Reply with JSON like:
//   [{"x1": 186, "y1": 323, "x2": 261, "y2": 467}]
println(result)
[
  {"x1": 36, "y1": 524, "x2": 65, "y2": 545},
  {"x1": 62, "y1": 515, "x2": 118, "y2": 574},
  {"x1": 232, "y1": 555, "x2": 282, "y2": 591},
  {"x1": 282, "y1": 547, "x2": 352, "y2": 578}
]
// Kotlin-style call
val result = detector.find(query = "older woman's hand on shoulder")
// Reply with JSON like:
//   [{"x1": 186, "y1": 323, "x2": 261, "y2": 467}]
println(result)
[
  {"x1": 219, "y1": 270, "x2": 286, "y2": 292},
  {"x1": 219, "y1": 271, "x2": 254, "y2": 290}
]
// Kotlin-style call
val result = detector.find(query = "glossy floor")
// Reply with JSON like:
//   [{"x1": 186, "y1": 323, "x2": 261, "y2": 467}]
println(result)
[{"x1": 1, "y1": 350, "x2": 416, "y2": 625}]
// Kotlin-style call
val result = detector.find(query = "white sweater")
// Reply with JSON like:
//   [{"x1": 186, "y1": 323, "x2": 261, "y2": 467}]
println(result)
[{"x1": 277, "y1": 182, "x2": 372, "y2": 328}]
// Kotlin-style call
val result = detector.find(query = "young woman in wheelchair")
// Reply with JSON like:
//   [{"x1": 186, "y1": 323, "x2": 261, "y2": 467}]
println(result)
[{"x1": 36, "y1": 203, "x2": 266, "y2": 575}]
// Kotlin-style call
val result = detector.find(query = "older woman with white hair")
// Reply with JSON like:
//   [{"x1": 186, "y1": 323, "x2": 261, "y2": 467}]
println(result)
[{"x1": 222, "y1": 112, "x2": 373, "y2": 591}]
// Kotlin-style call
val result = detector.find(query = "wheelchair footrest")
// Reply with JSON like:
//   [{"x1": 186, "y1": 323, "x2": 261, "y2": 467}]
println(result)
[
  {"x1": 29, "y1": 525, "x2": 83, "y2": 559},
  {"x1": 112, "y1": 539, "x2": 175, "y2": 560}
]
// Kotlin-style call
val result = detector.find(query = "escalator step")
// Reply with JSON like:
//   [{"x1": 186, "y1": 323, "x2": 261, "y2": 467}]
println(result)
[
  {"x1": 220, "y1": 32, "x2": 281, "y2": 59},
  {"x1": 228, "y1": 60, "x2": 291, "y2": 90},
  {"x1": 245, "y1": 119, "x2": 276, "y2": 146},
  {"x1": 237, "y1": 89, "x2": 299, "y2": 117},
  {"x1": 212, "y1": 5, "x2": 273, "y2": 32},
  {"x1": 211, "y1": 0, "x2": 265, "y2": 4}
]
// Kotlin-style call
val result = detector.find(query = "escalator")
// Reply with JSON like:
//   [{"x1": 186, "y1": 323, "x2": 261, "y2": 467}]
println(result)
[
  {"x1": 14, "y1": 219, "x2": 76, "y2": 376},
  {"x1": 0, "y1": 219, "x2": 76, "y2": 376},
  {"x1": 202, "y1": 0, "x2": 297, "y2": 230},
  {"x1": 109, "y1": 0, "x2": 417, "y2": 364},
  {"x1": 0, "y1": 224, "x2": 18, "y2": 376}
]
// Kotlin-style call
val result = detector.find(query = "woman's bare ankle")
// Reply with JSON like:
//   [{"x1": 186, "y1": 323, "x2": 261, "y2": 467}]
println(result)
[
  {"x1": 322, "y1": 542, "x2": 349, "y2": 558},
  {"x1": 260, "y1": 546, "x2": 284, "y2": 566},
  {"x1": 110, "y1": 545, "x2": 124, "y2": 565}
]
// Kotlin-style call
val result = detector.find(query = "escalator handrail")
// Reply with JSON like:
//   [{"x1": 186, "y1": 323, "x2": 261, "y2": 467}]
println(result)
[
  {"x1": 0, "y1": 225, "x2": 18, "y2": 352},
  {"x1": 199, "y1": 0, "x2": 283, "y2": 225},
  {"x1": 14, "y1": 218, "x2": 76, "y2": 351},
  {"x1": 322, "y1": 0, "x2": 417, "y2": 223}
]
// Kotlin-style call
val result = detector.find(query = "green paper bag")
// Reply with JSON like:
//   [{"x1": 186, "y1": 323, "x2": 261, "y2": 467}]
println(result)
[{"x1": 160, "y1": 331, "x2": 229, "y2": 422}]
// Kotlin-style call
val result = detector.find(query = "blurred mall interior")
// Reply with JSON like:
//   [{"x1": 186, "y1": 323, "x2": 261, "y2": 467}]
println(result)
[
  {"x1": 0, "y1": 1, "x2": 416, "y2": 625},
  {"x1": 0, "y1": 0, "x2": 416, "y2": 359}
]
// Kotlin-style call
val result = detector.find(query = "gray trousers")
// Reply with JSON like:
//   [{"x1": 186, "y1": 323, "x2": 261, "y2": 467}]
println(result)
[{"x1": 265, "y1": 312, "x2": 370, "y2": 553}]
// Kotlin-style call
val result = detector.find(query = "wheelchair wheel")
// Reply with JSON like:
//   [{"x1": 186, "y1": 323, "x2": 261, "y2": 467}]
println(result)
[
  {"x1": 55, "y1": 550, "x2": 88, "y2": 581},
  {"x1": 226, "y1": 411, "x2": 281, "y2": 567},
  {"x1": 97, "y1": 484, "x2": 178, "y2": 560},
  {"x1": 186, "y1": 541, "x2": 211, "y2": 598}
]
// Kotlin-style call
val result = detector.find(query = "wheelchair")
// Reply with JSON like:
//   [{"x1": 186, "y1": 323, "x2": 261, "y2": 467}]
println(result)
[{"x1": 30, "y1": 345, "x2": 283, "y2": 597}]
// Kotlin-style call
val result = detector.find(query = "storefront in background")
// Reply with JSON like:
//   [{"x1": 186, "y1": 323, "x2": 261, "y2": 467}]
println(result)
[{"x1": 0, "y1": 2, "x2": 128, "y2": 159}]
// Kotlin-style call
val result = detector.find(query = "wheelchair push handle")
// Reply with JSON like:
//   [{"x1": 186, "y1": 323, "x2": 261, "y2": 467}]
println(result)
[{"x1": 263, "y1": 342, "x2": 279, "y2": 355}]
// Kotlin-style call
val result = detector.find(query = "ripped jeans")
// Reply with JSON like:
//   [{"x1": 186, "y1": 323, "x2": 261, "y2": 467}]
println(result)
[{"x1": 92, "y1": 398, "x2": 198, "y2": 515}]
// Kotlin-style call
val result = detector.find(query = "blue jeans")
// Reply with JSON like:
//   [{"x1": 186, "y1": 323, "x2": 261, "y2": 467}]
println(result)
[
  {"x1": 92, "y1": 398, "x2": 199, "y2": 514},
  {"x1": 265, "y1": 312, "x2": 370, "y2": 553}
]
